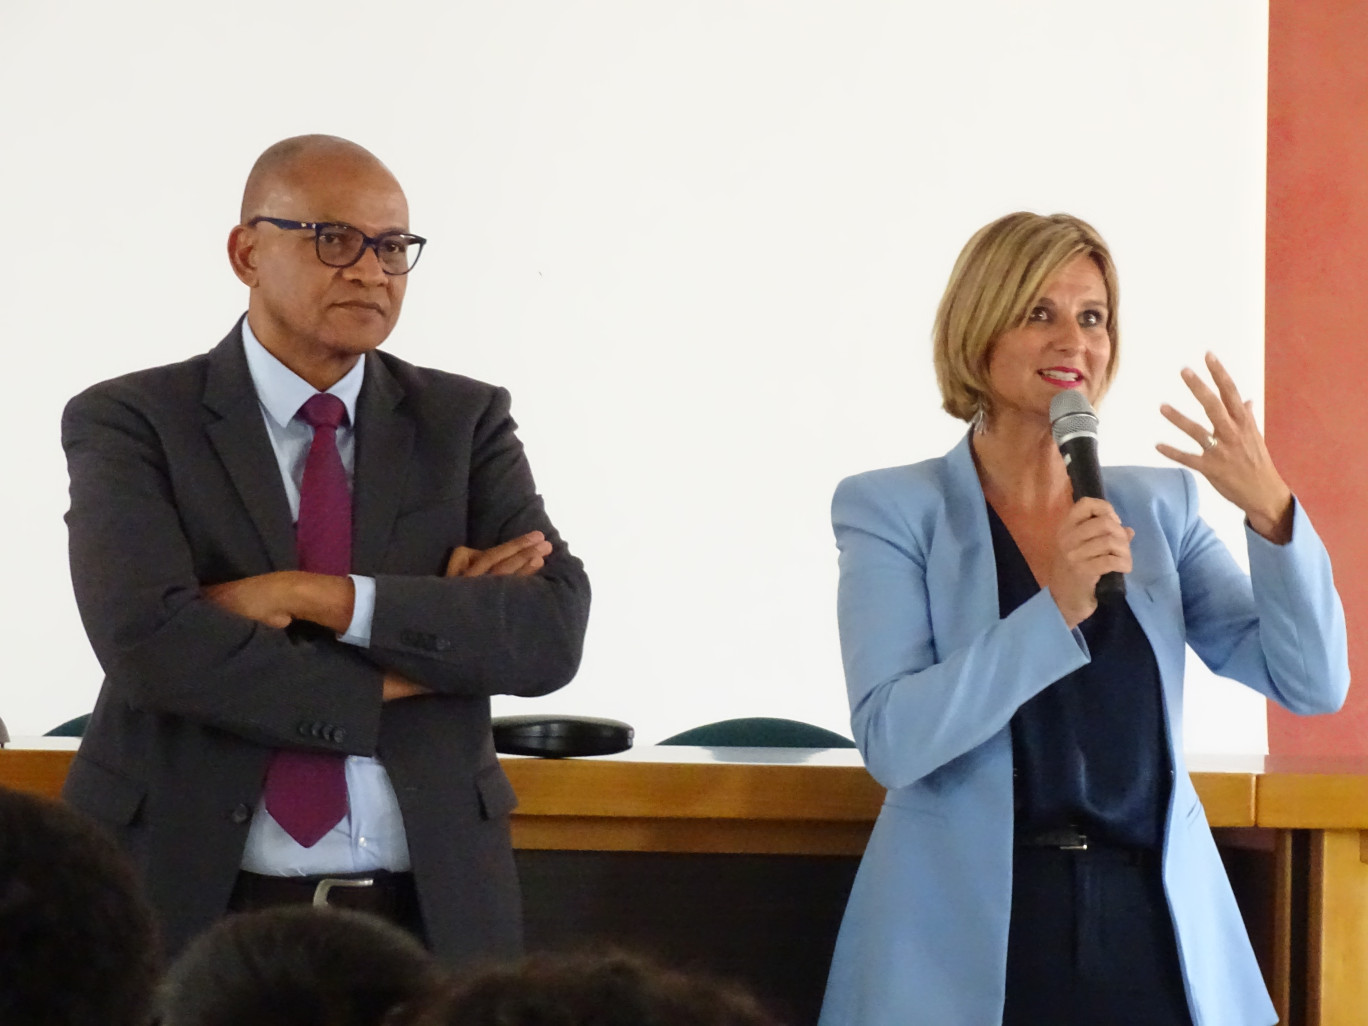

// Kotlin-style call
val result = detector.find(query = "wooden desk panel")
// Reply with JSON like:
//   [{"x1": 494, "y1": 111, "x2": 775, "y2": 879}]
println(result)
[
  {"x1": 1252, "y1": 756, "x2": 1368, "y2": 1026},
  {"x1": 0, "y1": 742, "x2": 1259, "y2": 848},
  {"x1": 1256, "y1": 755, "x2": 1368, "y2": 829},
  {"x1": 0, "y1": 740, "x2": 77, "y2": 800},
  {"x1": 1305, "y1": 831, "x2": 1368, "y2": 1026},
  {"x1": 504, "y1": 749, "x2": 883, "y2": 854}
]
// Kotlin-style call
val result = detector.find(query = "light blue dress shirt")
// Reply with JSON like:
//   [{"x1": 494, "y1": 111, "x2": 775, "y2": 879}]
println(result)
[{"x1": 237, "y1": 317, "x2": 410, "y2": 875}]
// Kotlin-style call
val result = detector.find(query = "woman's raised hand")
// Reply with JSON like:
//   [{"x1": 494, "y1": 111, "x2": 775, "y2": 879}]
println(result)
[{"x1": 1157, "y1": 353, "x2": 1293, "y2": 543}]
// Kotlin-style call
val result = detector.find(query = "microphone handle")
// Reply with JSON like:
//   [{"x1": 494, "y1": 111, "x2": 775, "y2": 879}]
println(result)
[
  {"x1": 1096, "y1": 569, "x2": 1126, "y2": 602},
  {"x1": 1059, "y1": 435, "x2": 1127, "y2": 602},
  {"x1": 1061, "y1": 439, "x2": 1106, "y2": 503}
]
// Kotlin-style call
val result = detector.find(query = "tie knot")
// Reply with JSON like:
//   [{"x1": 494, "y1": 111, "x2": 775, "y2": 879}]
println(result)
[{"x1": 298, "y1": 393, "x2": 347, "y2": 431}]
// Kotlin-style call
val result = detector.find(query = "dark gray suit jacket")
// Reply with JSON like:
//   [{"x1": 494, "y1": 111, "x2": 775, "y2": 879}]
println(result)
[{"x1": 60, "y1": 321, "x2": 590, "y2": 962}]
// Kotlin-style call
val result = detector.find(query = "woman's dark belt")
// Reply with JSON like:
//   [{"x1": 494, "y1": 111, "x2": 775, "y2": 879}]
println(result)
[{"x1": 1015, "y1": 825, "x2": 1156, "y2": 866}]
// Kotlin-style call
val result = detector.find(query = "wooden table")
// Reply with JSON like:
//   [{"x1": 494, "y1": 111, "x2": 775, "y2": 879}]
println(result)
[
  {"x1": 8, "y1": 742, "x2": 1361, "y2": 1025},
  {"x1": 0, "y1": 740, "x2": 1260, "y2": 835},
  {"x1": 0, "y1": 736, "x2": 79, "y2": 798}
]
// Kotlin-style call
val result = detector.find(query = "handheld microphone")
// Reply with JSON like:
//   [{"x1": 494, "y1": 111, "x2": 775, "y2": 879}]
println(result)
[{"x1": 1049, "y1": 390, "x2": 1125, "y2": 602}]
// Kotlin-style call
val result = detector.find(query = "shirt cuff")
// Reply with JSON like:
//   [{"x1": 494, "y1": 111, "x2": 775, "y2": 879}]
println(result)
[{"x1": 339, "y1": 575, "x2": 375, "y2": 647}]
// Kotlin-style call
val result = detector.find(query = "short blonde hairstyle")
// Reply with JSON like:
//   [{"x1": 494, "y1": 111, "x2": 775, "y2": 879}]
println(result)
[{"x1": 933, "y1": 212, "x2": 1120, "y2": 423}]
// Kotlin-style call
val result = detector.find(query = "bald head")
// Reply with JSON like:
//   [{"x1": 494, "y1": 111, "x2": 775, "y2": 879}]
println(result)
[
  {"x1": 228, "y1": 134, "x2": 413, "y2": 390},
  {"x1": 240, "y1": 135, "x2": 403, "y2": 222}
]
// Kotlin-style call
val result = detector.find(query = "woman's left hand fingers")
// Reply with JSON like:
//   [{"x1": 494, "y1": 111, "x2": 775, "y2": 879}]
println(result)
[
  {"x1": 1161, "y1": 353, "x2": 1251, "y2": 456},
  {"x1": 1178, "y1": 363, "x2": 1236, "y2": 442},
  {"x1": 1158, "y1": 401, "x2": 1216, "y2": 456},
  {"x1": 1156, "y1": 354, "x2": 1293, "y2": 535},
  {"x1": 1204, "y1": 352, "x2": 1249, "y2": 428}
]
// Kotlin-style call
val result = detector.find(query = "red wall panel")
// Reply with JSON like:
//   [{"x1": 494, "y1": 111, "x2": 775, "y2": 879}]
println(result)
[{"x1": 1267, "y1": 0, "x2": 1368, "y2": 755}]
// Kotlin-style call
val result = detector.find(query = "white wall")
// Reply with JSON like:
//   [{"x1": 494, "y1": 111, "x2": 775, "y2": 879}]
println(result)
[{"x1": 0, "y1": 1, "x2": 1269, "y2": 752}]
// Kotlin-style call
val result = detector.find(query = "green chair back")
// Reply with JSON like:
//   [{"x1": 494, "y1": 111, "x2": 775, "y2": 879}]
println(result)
[
  {"x1": 45, "y1": 713, "x2": 92, "y2": 738},
  {"x1": 659, "y1": 716, "x2": 855, "y2": 748}
]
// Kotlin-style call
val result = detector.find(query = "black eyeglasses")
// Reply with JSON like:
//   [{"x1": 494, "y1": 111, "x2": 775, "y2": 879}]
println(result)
[{"x1": 248, "y1": 216, "x2": 427, "y2": 275}]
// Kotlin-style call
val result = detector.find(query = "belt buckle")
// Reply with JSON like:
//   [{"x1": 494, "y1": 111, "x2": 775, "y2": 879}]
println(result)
[
  {"x1": 312, "y1": 876, "x2": 375, "y2": 907},
  {"x1": 1061, "y1": 832, "x2": 1089, "y2": 851},
  {"x1": 1035, "y1": 826, "x2": 1089, "y2": 851}
]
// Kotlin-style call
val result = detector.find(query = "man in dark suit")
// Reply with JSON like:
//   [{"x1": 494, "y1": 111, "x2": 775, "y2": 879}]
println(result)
[{"x1": 60, "y1": 135, "x2": 590, "y2": 963}]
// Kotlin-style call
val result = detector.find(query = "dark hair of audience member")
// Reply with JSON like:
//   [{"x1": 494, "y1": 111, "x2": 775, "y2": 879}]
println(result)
[
  {"x1": 157, "y1": 904, "x2": 441, "y2": 1026},
  {"x1": 0, "y1": 785, "x2": 160, "y2": 1026},
  {"x1": 405, "y1": 948, "x2": 785, "y2": 1026}
]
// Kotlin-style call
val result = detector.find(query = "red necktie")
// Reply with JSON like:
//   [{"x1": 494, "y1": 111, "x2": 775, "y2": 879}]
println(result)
[{"x1": 262, "y1": 394, "x2": 351, "y2": 847}]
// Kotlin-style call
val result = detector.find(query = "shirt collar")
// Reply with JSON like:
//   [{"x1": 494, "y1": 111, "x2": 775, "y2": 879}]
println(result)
[{"x1": 241, "y1": 315, "x2": 365, "y2": 429}]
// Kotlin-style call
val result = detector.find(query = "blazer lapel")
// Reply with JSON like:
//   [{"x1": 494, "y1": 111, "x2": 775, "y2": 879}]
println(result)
[
  {"x1": 202, "y1": 325, "x2": 297, "y2": 570},
  {"x1": 350, "y1": 353, "x2": 413, "y2": 575},
  {"x1": 928, "y1": 432, "x2": 1001, "y2": 652}
]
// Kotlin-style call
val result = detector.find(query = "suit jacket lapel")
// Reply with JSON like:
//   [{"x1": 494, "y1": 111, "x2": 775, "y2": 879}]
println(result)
[
  {"x1": 929, "y1": 432, "x2": 1001, "y2": 653},
  {"x1": 351, "y1": 353, "x2": 413, "y2": 575},
  {"x1": 203, "y1": 324, "x2": 297, "y2": 570}
]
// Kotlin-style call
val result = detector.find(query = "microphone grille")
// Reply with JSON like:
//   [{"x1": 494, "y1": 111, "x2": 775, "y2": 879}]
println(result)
[{"x1": 1049, "y1": 389, "x2": 1099, "y2": 445}]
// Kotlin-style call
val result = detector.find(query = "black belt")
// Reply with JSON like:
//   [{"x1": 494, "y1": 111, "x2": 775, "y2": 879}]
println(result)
[
  {"x1": 230, "y1": 870, "x2": 418, "y2": 919},
  {"x1": 1015, "y1": 826, "x2": 1156, "y2": 866},
  {"x1": 1017, "y1": 825, "x2": 1092, "y2": 850}
]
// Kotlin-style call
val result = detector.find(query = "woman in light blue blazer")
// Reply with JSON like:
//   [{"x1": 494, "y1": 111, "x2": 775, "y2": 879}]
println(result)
[{"x1": 819, "y1": 212, "x2": 1348, "y2": 1026}]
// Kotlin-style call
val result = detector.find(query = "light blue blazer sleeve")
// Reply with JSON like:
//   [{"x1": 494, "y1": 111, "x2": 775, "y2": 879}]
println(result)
[{"x1": 1173, "y1": 470, "x2": 1348, "y2": 713}]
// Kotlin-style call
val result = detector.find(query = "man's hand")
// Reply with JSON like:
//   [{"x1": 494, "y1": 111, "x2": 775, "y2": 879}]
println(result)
[
  {"x1": 445, "y1": 531, "x2": 552, "y2": 578},
  {"x1": 203, "y1": 572, "x2": 302, "y2": 629},
  {"x1": 382, "y1": 671, "x2": 428, "y2": 702},
  {"x1": 377, "y1": 532, "x2": 548, "y2": 705},
  {"x1": 205, "y1": 575, "x2": 429, "y2": 701},
  {"x1": 202, "y1": 571, "x2": 355, "y2": 633}
]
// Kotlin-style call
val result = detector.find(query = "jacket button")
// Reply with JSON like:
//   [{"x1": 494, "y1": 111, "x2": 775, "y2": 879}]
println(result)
[
  {"x1": 229, "y1": 803, "x2": 251, "y2": 824},
  {"x1": 433, "y1": 637, "x2": 452, "y2": 652},
  {"x1": 297, "y1": 723, "x2": 311, "y2": 737},
  {"x1": 329, "y1": 727, "x2": 346, "y2": 744}
]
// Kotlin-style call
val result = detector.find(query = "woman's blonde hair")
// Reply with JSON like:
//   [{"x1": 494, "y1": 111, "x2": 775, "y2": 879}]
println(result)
[{"x1": 933, "y1": 211, "x2": 1120, "y2": 423}]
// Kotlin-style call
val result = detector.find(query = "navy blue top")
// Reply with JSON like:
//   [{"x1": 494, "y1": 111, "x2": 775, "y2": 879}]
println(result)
[{"x1": 987, "y1": 504, "x2": 1170, "y2": 850}]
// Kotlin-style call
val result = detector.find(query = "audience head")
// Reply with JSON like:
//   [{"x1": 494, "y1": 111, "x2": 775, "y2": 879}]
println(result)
[
  {"x1": 158, "y1": 905, "x2": 440, "y2": 1026},
  {"x1": 407, "y1": 948, "x2": 785, "y2": 1026},
  {"x1": 933, "y1": 210, "x2": 1120, "y2": 423},
  {"x1": 0, "y1": 785, "x2": 159, "y2": 1026}
]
